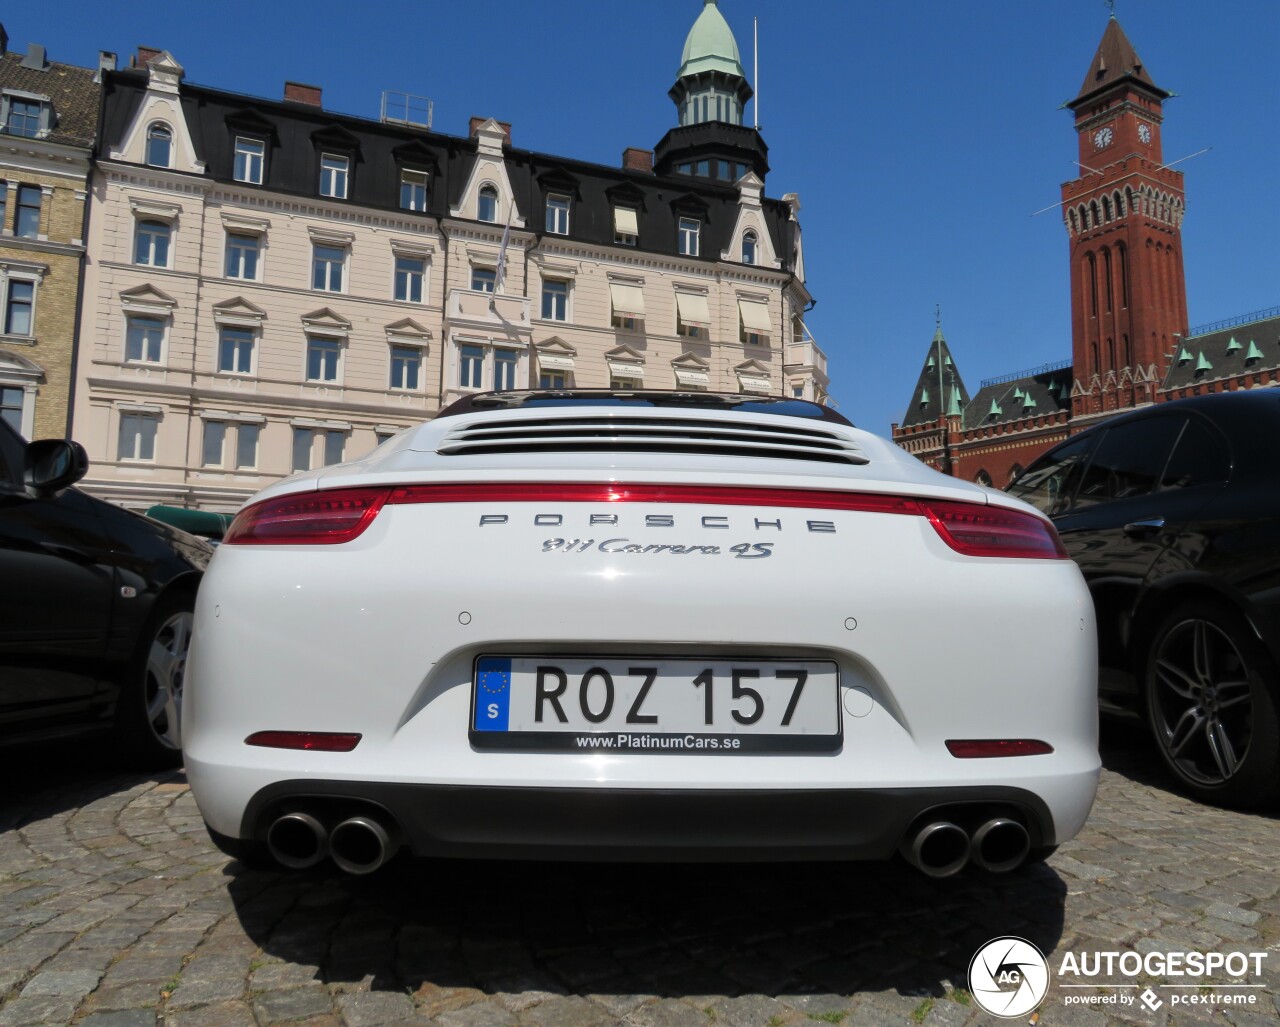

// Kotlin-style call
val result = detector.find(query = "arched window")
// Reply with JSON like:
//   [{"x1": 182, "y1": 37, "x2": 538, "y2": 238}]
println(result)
[
  {"x1": 146, "y1": 124, "x2": 172, "y2": 168},
  {"x1": 1101, "y1": 196, "x2": 1112, "y2": 222},
  {"x1": 1068, "y1": 209, "x2": 1079, "y2": 234},
  {"x1": 477, "y1": 185, "x2": 498, "y2": 223},
  {"x1": 975, "y1": 470, "x2": 993, "y2": 487},
  {"x1": 1007, "y1": 464, "x2": 1024, "y2": 486},
  {"x1": 742, "y1": 230, "x2": 757, "y2": 265}
]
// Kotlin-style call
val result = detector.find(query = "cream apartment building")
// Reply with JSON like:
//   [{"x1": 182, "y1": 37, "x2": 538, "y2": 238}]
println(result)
[{"x1": 72, "y1": 1, "x2": 826, "y2": 513}]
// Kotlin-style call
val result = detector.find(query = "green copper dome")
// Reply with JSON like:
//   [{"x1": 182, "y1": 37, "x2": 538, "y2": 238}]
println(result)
[{"x1": 678, "y1": 0, "x2": 745, "y2": 80}]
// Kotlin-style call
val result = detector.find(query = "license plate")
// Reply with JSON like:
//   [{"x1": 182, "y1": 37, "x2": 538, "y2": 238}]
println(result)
[{"x1": 470, "y1": 656, "x2": 841, "y2": 753}]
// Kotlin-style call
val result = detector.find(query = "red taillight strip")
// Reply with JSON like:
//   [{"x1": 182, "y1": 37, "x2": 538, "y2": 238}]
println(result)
[
  {"x1": 223, "y1": 481, "x2": 1065, "y2": 559},
  {"x1": 946, "y1": 739, "x2": 1055, "y2": 758},
  {"x1": 245, "y1": 731, "x2": 362, "y2": 752}
]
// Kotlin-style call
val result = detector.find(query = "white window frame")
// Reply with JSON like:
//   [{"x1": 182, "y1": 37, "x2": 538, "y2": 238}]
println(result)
[
  {"x1": 1, "y1": 91, "x2": 53, "y2": 139},
  {"x1": 456, "y1": 340, "x2": 523, "y2": 392},
  {"x1": 493, "y1": 347, "x2": 518, "y2": 391},
  {"x1": 217, "y1": 326, "x2": 256, "y2": 375},
  {"x1": 312, "y1": 244, "x2": 347, "y2": 293},
  {"x1": 305, "y1": 335, "x2": 343, "y2": 383},
  {"x1": 117, "y1": 410, "x2": 160, "y2": 462},
  {"x1": 540, "y1": 278, "x2": 569, "y2": 322},
  {"x1": 541, "y1": 371, "x2": 569, "y2": 389},
  {"x1": 742, "y1": 230, "x2": 758, "y2": 265},
  {"x1": 234, "y1": 137, "x2": 265, "y2": 184},
  {"x1": 224, "y1": 232, "x2": 261, "y2": 280},
  {"x1": 145, "y1": 123, "x2": 172, "y2": 168},
  {"x1": 678, "y1": 217, "x2": 700, "y2": 257},
  {"x1": 613, "y1": 207, "x2": 639, "y2": 246},
  {"x1": 477, "y1": 184, "x2": 498, "y2": 223},
  {"x1": 400, "y1": 169, "x2": 428, "y2": 212},
  {"x1": 235, "y1": 421, "x2": 260, "y2": 470},
  {"x1": 319, "y1": 153, "x2": 349, "y2": 199},
  {"x1": 394, "y1": 255, "x2": 427, "y2": 304},
  {"x1": 389, "y1": 343, "x2": 424, "y2": 391},
  {"x1": 124, "y1": 315, "x2": 166, "y2": 364},
  {"x1": 134, "y1": 219, "x2": 172, "y2": 268},
  {"x1": 546, "y1": 194, "x2": 570, "y2": 235},
  {"x1": 14, "y1": 184, "x2": 42, "y2": 240},
  {"x1": 2, "y1": 274, "x2": 38, "y2": 338},
  {"x1": 470, "y1": 266, "x2": 496, "y2": 293},
  {"x1": 201, "y1": 419, "x2": 228, "y2": 467}
]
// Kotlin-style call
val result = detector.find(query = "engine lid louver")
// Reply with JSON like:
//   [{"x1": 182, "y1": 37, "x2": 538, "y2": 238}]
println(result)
[{"x1": 437, "y1": 416, "x2": 868, "y2": 465}]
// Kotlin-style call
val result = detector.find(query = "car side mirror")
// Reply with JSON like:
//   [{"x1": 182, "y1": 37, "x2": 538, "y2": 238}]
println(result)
[{"x1": 24, "y1": 439, "x2": 89, "y2": 498}]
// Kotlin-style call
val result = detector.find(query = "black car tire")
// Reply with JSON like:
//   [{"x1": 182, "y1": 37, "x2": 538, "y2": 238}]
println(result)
[
  {"x1": 1143, "y1": 600, "x2": 1280, "y2": 809},
  {"x1": 115, "y1": 588, "x2": 195, "y2": 770}
]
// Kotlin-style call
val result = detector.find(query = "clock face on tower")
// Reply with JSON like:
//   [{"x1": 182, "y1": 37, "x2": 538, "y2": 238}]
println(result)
[
  {"x1": 1093, "y1": 126, "x2": 1114, "y2": 149},
  {"x1": 1138, "y1": 123, "x2": 1152, "y2": 144}
]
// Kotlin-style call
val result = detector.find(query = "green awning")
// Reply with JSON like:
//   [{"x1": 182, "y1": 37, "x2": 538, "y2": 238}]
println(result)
[{"x1": 145, "y1": 505, "x2": 235, "y2": 539}]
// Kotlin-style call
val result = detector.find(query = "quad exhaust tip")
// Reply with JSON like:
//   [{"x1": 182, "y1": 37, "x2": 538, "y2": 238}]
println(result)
[
  {"x1": 266, "y1": 812, "x2": 328, "y2": 870},
  {"x1": 969, "y1": 817, "x2": 1031, "y2": 873},
  {"x1": 329, "y1": 816, "x2": 397, "y2": 875},
  {"x1": 901, "y1": 821, "x2": 970, "y2": 878}
]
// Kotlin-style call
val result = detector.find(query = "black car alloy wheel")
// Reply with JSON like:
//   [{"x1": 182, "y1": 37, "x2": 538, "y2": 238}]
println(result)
[{"x1": 1144, "y1": 600, "x2": 1280, "y2": 808}]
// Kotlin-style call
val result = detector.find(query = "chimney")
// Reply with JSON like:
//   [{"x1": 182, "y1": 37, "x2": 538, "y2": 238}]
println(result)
[
  {"x1": 134, "y1": 45, "x2": 162, "y2": 68},
  {"x1": 20, "y1": 43, "x2": 48, "y2": 71},
  {"x1": 284, "y1": 81, "x2": 323, "y2": 107},
  {"x1": 622, "y1": 147, "x2": 654, "y2": 174},
  {"x1": 0, "y1": 24, "x2": 8, "y2": 55},
  {"x1": 469, "y1": 117, "x2": 512, "y2": 145},
  {"x1": 95, "y1": 50, "x2": 117, "y2": 83}
]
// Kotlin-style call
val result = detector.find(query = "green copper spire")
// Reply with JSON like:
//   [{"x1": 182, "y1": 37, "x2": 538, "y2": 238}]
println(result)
[{"x1": 678, "y1": 1, "x2": 746, "y2": 80}]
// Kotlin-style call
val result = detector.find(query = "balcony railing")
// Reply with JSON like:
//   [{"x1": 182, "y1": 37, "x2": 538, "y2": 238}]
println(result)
[{"x1": 784, "y1": 339, "x2": 828, "y2": 378}]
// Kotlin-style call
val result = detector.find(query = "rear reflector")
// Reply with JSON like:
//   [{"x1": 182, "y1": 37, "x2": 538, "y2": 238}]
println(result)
[
  {"x1": 946, "y1": 739, "x2": 1055, "y2": 758},
  {"x1": 222, "y1": 482, "x2": 1065, "y2": 559},
  {"x1": 245, "y1": 731, "x2": 362, "y2": 752}
]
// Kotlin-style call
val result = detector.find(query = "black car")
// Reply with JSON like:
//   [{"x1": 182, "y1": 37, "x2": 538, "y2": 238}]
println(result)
[
  {"x1": 1008, "y1": 392, "x2": 1280, "y2": 808},
  {"x1": 0, "y1": 419, "x2": 212, "y2": 766}
]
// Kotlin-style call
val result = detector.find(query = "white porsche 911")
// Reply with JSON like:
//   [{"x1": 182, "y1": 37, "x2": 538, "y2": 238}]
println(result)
[{"x1": 184, "y1": 391, "x2": 1099, "y2": 877}]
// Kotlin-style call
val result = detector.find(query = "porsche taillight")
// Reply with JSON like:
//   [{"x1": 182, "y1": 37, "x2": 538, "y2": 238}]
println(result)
[{"x1": 222, "y1": 482, "x2": 1066, "y2": 559}]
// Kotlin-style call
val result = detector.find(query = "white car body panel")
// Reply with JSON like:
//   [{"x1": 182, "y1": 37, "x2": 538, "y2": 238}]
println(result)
[{"x1": 184, "y1": 395, "x2": 1099, "y2": 871}]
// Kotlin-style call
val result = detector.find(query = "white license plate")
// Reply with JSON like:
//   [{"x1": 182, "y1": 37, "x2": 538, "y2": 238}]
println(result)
[{"x1": 470, "y1": 656, "x2": 841, "y2": 753}]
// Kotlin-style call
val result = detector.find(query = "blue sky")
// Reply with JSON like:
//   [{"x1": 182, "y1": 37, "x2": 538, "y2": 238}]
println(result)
[{"x1": 25, "y1": 0, "x2": 1280, "y2": 434}]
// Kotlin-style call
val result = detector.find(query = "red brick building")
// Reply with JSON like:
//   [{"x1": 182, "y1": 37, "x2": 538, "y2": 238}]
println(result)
[{"x1": 892, "y1": 17, "x2": 1280, "y2": 484}]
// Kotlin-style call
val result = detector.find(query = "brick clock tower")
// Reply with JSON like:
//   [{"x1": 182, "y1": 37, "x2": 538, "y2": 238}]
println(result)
[{"x1": 1062, "y1": 17, "x2": 1189, "y2": 419}]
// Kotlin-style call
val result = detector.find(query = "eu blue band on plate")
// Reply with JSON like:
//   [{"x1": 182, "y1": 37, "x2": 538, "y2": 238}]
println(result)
[{"x1": 474, "y1": 657, "x2": 511, "y2": 731}]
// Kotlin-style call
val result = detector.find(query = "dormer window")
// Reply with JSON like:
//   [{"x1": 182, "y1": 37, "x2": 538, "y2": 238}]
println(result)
[
  {"x1": 742, "y1": 230, "x2": 757, "y2": 265},
  {"x1": 478, "y1": 185, "x2": 498, "y2": 223},
  {"x1": 678, "y1": 217, "x2": 700, "y2": 257},
  {"x1": 546, "y1": 195, "x2": 570, "y2": 235},
  {"x1": 3, "y1": 94, "x2": 51, "y2": 138},
  {"x1": 400, "y1": 169, "x2": 428, "y2": 212},
  {"x1": 319, "y1": 154, "x2": 348, "y2": 199},
  {"x1": 146, "y1": 124, "x2": 172, "y2": 168},
  {"x1": 613, "y1": 207, "x2": 638, "y2": 246},
  {"x1": 234, "y1": 137, "x2": 265, "y2": 184}
]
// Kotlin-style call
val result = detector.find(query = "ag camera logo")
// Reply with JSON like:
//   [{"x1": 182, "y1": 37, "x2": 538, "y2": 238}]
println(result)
[{"x1": 968, "y1": 937, "x2": 1050, "y2": 1018}]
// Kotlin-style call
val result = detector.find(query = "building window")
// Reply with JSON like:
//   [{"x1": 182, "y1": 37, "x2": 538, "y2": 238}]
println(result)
[
  {"x1": 400, "y1": 170, "x2": 428, "y2": 211},
  {"x1": 459, "y1": 344, "x2": 485, "y2": 389},
  {"x1": 291, "y1": 427, "x2": 313, "y2": 472},
  {"x1": 4, "y1": 280, "x2": 34, "y2": 336},
  {"x1": 390, "y1": 345, "x2": 421, "y2": 390},
  {"x1": 678, "y1": 217, "x2": 700, "y2": 257},
  {"x1": 146, "y1": 124, "x2": 172, "y2": 168},
  {"x1": 218, "y1": 327, "x2": 254, "y2": 374},
  {"x1": 201, "y1": 421, "x2": 227, "y2": 467},
  {"x1": 611, "y1": 314, "x2": 637, "y2": 331},
  {"x1": 312, "y1": 245, "x2": 345, "y2": 292},
  {"x1": 324, "y1": 430, "x2": 345, "y2": 466},
  {"x1": 234, "y1": 137, "x2": 265, "y2": 184},
  {"x1": 742, "y1": 230, "x2": 758, "y2": 265},
  {"x1": 0, "y1": 183, "x2": 7, "y2": 231},
  {"x1": 134, "y1": 220, "x2": 172, "y2": 267},
  {"x1": 236, "y1": 423, "x2": 259, "y2": 469},
  {"x1": 741, "y1": 328, "x2": 764, "y2": 345},
  {"x1": 15, "y1": 185, "x2": 41, "y2": 239},
  {"x1": 546, "y1": 194, "x2": 570, "y2": 235},
  {"x1": 225, "y1": 233, "x2": 261, "y2": 280},
  {"x1": 541, "y1": 279, "x2": 568, "y2": 321},
  {"x1": 4, "y1": 96, "x2": 47, "y2": 138},
  {"x1": 477, "y1": 185, "x2": 498, "y2": 223},
  {"x1": 125, "y1": 316, "x2": 165, "y2": 363},
  {"x1": 394, "y1": 256, "x2": 426, "y2": 303},
  {"x1": 118, "y1": 412, "x2": 158, "y2": 461},
  {"x1": 494, "y1": 348, "x2": 517, "y2": 391},
  {"x1": 613, "y1": 207, "x2": 639, "y2": 246},
  {"x1": 541, "y1": 371, "x2": 567, "y2": 389},
  {"x1": 471, "y1": 267, "x2": 496, "y2": 293},
  {"x1": 319, "y1": 154, "x2": 349, "y2": 199},
  {"x1": 678, "y1": 320, "x2": 702, "y2": 339},
  {"x1": 1, "y1": 386, "x2": 23, "y2": 432},
  {"x1": 306, "y1": 336, "x2": 342, "y2": 382},
  {"x1": 792, "y1": 385, "x2": 804, "y2": 398}
]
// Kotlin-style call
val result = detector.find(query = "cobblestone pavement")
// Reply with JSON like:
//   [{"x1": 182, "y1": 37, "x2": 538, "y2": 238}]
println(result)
[{"x1": 0, "y1": 724, "x2": 1276, "y2": 1027}]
